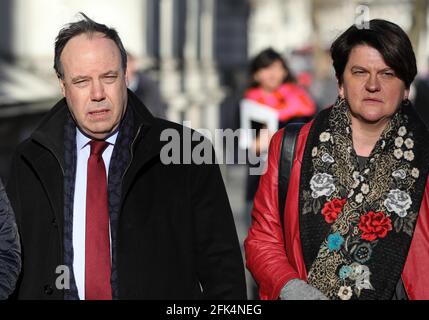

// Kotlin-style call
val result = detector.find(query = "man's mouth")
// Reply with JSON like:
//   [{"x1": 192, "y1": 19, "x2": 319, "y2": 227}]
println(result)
[
  {"x1": 88, "y1": 109, "x2": 110, "y2": 119},
  {"x1": 89, "y1": 109, "x2": 109, "y2": 115}
]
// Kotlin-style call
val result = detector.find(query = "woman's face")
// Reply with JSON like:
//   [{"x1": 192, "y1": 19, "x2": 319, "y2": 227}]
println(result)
[
  {"x1": 254, "y1": 60, "x2": 287, "y2": 92},
  {"x1": 339, "y1": 44, "x2": 409, "y2": 126}
]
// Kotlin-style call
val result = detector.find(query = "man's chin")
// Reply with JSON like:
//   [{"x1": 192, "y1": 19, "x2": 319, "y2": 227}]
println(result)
[{"x1": 80, "y1": 126, "x2": 115, "y2": 140}]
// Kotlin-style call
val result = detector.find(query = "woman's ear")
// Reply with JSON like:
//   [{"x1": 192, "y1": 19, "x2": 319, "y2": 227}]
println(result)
[
  {"x1": 338, "y1": 84, "x2": 344, "y2": 99},
  {"x1": 404, "y1": 88, "x2": 409, "y2": 100},
  {"x1": 253, "y1": 72, "x2": 260, "y2": 84}
]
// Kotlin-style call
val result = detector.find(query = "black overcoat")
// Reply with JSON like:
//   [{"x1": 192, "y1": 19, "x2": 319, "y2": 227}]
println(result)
[{"x1": 6, "y1": 91, "x2": 246, "y2": 299}]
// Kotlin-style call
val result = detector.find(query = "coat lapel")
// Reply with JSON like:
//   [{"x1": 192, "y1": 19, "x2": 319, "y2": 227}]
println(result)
[
  {"x1": 121, "y1": 119, "x2": 163, "y2": 201},
  {"x1": 21, "y1": 145, "x2": 65, "y2": 237}
]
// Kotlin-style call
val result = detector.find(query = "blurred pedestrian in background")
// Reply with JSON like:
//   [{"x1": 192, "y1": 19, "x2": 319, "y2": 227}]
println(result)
[
  {"x1": 126, "y1": 52, "x2": 167, "y2": 119},
  {"x1": 243, "y1": 48, "x2": 316, "y2": 219}
]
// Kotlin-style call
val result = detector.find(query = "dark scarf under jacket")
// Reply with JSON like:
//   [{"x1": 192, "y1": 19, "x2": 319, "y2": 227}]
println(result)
[
  {"x1": 63, "y1": 106, "x2": 134, "y2": 300},
  {"x1": 299, "y1": 98, "x2": 429, "y2": 300}
]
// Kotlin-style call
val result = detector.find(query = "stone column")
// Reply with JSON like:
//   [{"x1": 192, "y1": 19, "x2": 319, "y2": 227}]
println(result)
[
  {"x1": 200, "y1": 0, "x2": 220, "y2": 92},
  {"x1": 200, "y1": 0, "x2": 223, "y2": 141},
  {"x1": 139, "y1": 0, "x2": 155, "y2": 69},
  {"x1": 184, "y1": 0, "x2": 202, "y2": 97},
  {"x1": 159, "y1": 0, "x2": 186, "y2": 123},
  {"x1": 183, "y1": 0, "x2": 204, "y2": 128}
]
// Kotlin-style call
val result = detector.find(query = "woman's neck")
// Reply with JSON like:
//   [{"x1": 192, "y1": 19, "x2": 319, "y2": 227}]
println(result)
[{"x1": 351, "y1": 116, "x2": 389, "y2": 157}]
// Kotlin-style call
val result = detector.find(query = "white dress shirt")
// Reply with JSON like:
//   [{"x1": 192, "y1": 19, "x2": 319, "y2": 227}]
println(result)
[{"x1": 73, "y1": 129, "x2": 118, "y2": 300}]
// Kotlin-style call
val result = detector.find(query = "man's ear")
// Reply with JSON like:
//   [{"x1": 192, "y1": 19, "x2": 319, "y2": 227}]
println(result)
[
  {"x1": 125, "y1": 70, "x2": 129, "y2": 87},
  {"x1": 59, "y1": 78, "x2": 66, "y2": 97}
]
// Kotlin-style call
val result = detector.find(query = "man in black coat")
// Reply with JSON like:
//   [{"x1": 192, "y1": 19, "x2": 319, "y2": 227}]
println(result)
[{"x1": 6, "y1": 13, "x2": 246, "y2": 300}]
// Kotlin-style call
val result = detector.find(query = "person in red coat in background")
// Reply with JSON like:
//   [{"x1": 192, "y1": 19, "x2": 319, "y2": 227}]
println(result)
[
  {"x1": 241, "y1": 48, "x2": 316, "y2": 299},
  {"x1": 243, "y1": 48, "x2": 316, "y2": 212},
  {"x1": 245, "y1": 20, "x2": 429, "y2": 300},
  {"x1": 245, "y1": 48, "x2": 316, "y2": 127}
]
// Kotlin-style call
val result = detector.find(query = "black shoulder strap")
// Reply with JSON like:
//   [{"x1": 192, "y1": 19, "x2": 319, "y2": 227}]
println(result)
[{"x1": 278, "y1": 123, "x2": 304, "y2": 229}]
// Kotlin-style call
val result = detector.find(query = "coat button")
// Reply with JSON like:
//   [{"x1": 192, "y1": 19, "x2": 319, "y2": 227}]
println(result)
[
  {"x1": 44, "y1": 285, "x2": 53, "y2": 295},
  {"x1": 51, "y1": 218, "x2": 58, "y2": 228}
]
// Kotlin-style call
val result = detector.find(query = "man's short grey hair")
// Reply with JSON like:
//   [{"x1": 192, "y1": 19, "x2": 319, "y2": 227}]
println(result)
[{"x1": 54, "y1": 12, "x2": 127, "y2": 79}]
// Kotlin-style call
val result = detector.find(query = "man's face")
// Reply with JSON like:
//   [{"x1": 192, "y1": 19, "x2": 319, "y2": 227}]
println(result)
[{"x1": 59, "y1": 32, "x2": 128, "y2": 140}]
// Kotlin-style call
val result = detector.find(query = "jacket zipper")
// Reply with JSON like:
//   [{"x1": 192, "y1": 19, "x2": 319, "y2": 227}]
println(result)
[
  {"x1": 41, "y1": 144, "x2": 65, "y2": 176},
  {"x1": 121, "y1": 124, "x2": 143, "y2": 181}
]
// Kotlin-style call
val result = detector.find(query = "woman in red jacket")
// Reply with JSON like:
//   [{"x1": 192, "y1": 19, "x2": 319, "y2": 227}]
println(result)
[
  {"x1": 245, "y1": 19, "x2": 429, "y2": 300},
  {"x1": 244, "y1": 48, "x2": 316, "y2": 125},
  {"x1": 243, "y1": 48, "x2": 316, "y2": 214}
]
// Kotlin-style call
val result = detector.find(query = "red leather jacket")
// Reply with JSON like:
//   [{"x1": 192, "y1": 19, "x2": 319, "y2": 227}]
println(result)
[{"x1": 244, "y1": 121, "x2": 429, "y2": 300}]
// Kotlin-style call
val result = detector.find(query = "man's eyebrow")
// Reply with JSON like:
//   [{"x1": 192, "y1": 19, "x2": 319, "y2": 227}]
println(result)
[
  {"x1": 71, "y1": 75, "x2": 90, "y2": 82},
  {"x1": 70, "y1": 71, "x2": 119, "y2": 82},
  {"x1": 101, "y1": 70, "x2": 119, "y2": 76}
]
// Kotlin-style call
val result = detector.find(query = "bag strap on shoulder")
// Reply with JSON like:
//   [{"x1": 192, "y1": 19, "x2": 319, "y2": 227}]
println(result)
[{"x1": 278, "y1": 123, "x2": 304, "y2": 230}]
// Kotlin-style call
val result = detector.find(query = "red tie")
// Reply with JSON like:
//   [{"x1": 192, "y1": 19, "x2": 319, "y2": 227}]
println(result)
[{"x1": 85, "y1": 140, "x2": 112, "y2": 300}]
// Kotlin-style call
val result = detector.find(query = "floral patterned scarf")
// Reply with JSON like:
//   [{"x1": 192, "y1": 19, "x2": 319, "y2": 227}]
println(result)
[{"x1": 299, "y1": 97, "x2": 429, "y2": 300}]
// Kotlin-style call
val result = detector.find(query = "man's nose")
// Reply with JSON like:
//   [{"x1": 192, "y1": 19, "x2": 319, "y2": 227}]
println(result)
[{"x1": 90, "y1": 80, "x2": 106, "y2": 101}]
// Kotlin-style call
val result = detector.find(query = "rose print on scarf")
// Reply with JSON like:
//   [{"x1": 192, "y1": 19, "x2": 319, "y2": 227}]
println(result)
[
  {"x1": 310, "y1": 173, "x2": 335, "y2": 198},
  {"x1": 384, "y1": 189, "x2": 412, "y2": 218},
  {"x1": 358, "y1": 211, "x2": 392, "y2": 241},
  {"x1": 321, "y1": 198, "x2": 346, "y2": 223}
]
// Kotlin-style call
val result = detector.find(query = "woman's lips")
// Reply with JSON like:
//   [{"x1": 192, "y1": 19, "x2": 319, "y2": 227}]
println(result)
[{"x1": 363, "y1": 98, "x2": 383, "y2": 103}]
